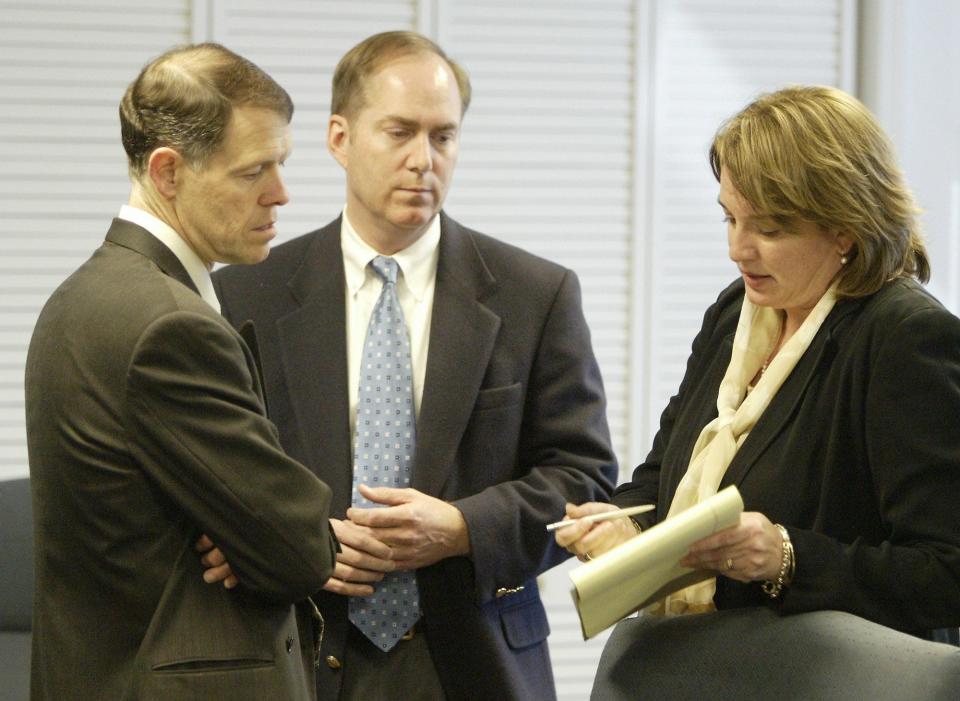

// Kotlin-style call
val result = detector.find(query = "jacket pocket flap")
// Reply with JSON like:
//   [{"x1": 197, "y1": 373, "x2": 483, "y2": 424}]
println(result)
[
  {"x1": 153, "y1": 656, "x2": 273, "y2": 673},
  {"x1": 474, "y1": 382, "x2": 523, "y2": 411},
  {"x1": 500, "y1": 596, "x2": 550, "y2": 650}
]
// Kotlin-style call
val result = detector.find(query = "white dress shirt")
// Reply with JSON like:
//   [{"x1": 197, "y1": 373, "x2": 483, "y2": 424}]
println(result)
[
  {"x1": 341, "y1": 207, "x2": 440, "y2": 430},
  {"x1": 118, "y1": 205, "x2": 221, "y2": 313}
]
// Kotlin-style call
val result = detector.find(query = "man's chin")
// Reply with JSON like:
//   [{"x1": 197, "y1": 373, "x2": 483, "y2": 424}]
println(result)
[
  {"x1": 249, "y1": 247, "x2": 272, "y2": 264},
  {"x1": 223, "y1": 246, "x2": 271, "y2": 267},
  {"x1": 393, "y1": 208, "x2": 438, "y2": 230}
]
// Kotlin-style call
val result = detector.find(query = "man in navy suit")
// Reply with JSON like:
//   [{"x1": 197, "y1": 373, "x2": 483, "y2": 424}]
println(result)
[{"x1": 212, "y1": 31, "x2": 617, "y2": 701}]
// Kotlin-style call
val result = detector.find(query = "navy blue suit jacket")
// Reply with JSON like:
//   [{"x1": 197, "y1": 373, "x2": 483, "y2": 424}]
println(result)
[{"x1": 213, "y1": 213, "x2": 617, "y2": 700}]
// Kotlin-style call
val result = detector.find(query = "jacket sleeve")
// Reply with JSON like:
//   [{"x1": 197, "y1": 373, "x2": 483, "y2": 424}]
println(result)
[
  {"x1": 124, "y1": 309, "x2": 337, "y2": 604},
  {"x1": 452, "y1": 269, "x2": 618, "y2": 601},
  {"x1": 783, "y1": 304, "x2": 960, "y2": 630},
  {"x1": 612, "y1": 284, "x2": 737, "y2": 528}
]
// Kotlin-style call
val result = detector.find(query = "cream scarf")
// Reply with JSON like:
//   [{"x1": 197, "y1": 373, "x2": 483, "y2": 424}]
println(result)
[{"x1": 657, "y1": 284, "x2": 838, "y2": 615}]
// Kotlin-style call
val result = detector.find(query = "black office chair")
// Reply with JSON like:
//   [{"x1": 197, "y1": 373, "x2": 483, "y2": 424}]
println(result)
[
  {"x1": 592, "y1": 607, "x2": 960, "y2": 701},
  {"x1": 0, "y1": 478, "x2": 33, "y2": 701}
]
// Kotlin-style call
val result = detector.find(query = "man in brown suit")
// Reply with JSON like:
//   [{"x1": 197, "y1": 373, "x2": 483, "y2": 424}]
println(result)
[{"x1": 25, "y1": 43, "x2": 337, "y2": 701}]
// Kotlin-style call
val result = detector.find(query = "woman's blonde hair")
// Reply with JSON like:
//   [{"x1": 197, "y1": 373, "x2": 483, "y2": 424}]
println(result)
[{"x1": 710, "y1": 85, "x2": 928, "y2": 297}]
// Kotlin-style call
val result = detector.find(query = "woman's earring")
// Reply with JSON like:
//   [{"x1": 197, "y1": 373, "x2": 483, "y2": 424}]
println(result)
[{"x1": 840, "y1": 251, "x2": 849, "y2": 266}]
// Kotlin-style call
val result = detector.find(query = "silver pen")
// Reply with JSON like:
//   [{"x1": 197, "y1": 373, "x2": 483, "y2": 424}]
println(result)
[{"x1": 545, "y1": 504, "x2": 655, "y2": 532}]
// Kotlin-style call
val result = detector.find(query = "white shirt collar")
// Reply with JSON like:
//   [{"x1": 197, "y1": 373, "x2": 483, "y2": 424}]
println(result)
[
  {"x1": 118, "y1": 205, "x2": 221, "y2": 313},
  {"x1": 340, "y1": 205, "x2": 441, "y2": 301}
]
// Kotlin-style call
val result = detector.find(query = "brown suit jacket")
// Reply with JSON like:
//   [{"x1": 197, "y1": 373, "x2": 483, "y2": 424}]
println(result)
[
  {"x1": 25, "y1": 219, "x2": 338, "y2": 700},
  {"x1": 213, "y1": 214, "x2": 618, "y2": 700}
]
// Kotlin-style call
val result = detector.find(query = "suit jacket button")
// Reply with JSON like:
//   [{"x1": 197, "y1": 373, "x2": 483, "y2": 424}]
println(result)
[
  {"x1": 326, "y1": 655, "x2": 342, "y2": 670},
  {"x1": 285, "y1": 636, "x2": 294, "y2": 654}
]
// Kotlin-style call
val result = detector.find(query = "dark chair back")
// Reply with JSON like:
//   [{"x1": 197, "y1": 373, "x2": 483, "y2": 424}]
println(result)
[
  {"x1": 0, "y1": 477, "x2": 34, "y2": 701},
  {"x1": 0, "y1": 477, "x2": 33, "y2": 631},
  {"x1": 592, "y1": 607, "x2": 960, "y2": 701}
]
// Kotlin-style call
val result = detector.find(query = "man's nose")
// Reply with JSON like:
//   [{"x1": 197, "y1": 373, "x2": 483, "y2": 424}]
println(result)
[{"x1": 406, "y1": 133, "x2": 433, "y2": 173}]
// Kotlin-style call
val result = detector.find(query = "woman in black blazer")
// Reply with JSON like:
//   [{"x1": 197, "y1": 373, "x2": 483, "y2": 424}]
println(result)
[{"x1": 558, "y1": 85, "x2": 960, "y2": 636}]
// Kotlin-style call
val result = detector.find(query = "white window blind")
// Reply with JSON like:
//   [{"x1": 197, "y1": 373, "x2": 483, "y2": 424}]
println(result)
[{"x1": 0, "y1": 0, "x2": 191, "y2": 480}]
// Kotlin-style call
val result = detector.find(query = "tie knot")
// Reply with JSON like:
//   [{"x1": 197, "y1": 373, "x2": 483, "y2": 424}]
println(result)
[{"x1": 370, "y1": 256, "x2": 399, "y2": 285}]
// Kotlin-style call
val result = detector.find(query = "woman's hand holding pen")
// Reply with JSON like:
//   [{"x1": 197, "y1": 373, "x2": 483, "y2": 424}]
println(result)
[{"x1": 554, "y1": 502, "x2": 641, "y2": 562}]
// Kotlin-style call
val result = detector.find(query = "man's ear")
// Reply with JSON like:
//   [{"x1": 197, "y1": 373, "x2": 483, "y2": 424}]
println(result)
[
  {"x1": 327, "y1": 114, "x2": 349, "y2": 169},
  {"x1": 146, "y1": 147, "x2": 183, "y2": 199}
]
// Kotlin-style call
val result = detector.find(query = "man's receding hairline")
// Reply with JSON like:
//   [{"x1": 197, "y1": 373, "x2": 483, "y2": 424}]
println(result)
[
  {"x1": 155, "y1": 48, "x2": 219, "y2": 92},
  {"x1": 347, "y1": 50, "x2": 462, "y2": 118}
]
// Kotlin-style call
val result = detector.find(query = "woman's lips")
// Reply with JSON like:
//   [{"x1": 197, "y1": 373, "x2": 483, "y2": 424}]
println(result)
[{"x1": 741, "y1": 271, "x2": 771, "y2": 288}]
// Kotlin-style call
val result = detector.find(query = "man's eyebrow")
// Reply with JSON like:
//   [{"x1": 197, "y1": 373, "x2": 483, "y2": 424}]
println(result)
[
  {"x1": 378, "y1": 115, "x2": 418, "y2": 129},
  {"x1": 231, "y1": 152, "x2": 290, "y2": 173},
  {"x1": 378, "y1": 115, "x2": 459, "y2": 132}
]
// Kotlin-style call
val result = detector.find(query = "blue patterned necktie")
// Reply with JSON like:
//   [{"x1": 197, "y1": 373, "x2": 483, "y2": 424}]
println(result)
[{"x1": 348, "y1": 256, "x2": 420, "y2": 651}]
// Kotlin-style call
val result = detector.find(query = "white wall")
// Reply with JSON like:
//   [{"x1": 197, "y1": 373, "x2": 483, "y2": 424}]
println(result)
[{"x1": 859, "y1": 0, "x2": 960, "y2": 312}]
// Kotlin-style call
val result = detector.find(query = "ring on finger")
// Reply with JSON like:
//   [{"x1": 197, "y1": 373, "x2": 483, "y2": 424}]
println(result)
[{"x1": 725, "y1": 557, "x2": 735, "y2": 571}]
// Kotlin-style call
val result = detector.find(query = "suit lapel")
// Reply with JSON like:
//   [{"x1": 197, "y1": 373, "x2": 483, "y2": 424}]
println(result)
[
  {"x1": 237, "y1": 320, "x2": 268, "y2": 413},
  {"x1": 414, "y1": 214, "x2": 501, "y2": 498},
  {"x1": 659, "y1": 331, "x2": 734, "y2": 505},
  {"x1": 722, "y1": 298, "x2": 862, "y2": 489},
  {"x1": 275, "y1": 221, "x2": 354, "y2": 511},
  {"x1": 104, "y1": 218, "x2": 199, "y2": 295}
]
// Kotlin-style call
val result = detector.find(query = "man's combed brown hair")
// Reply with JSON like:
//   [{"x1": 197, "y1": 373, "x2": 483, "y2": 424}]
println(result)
[
  {"x1": 120, "y1": 42, "x2": 293, "y2": 178},
  {"x1": 710, "y1": 85, "x2": 928, "y2": 298},
  {"x1": 331, "y1": 31, "x2": 471, "y2": 119}
]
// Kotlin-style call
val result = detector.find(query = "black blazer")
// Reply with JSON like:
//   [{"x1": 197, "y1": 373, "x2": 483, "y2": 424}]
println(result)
[
  {"x1": 213, "y1": 213, "x2": 618, "y2": 701},
  {"x1": 25, "y1": 220, "x2": 337, "y2": 701},
  {"x1": 615, "y1": 277, "x2": 960, "y2": 635}
]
